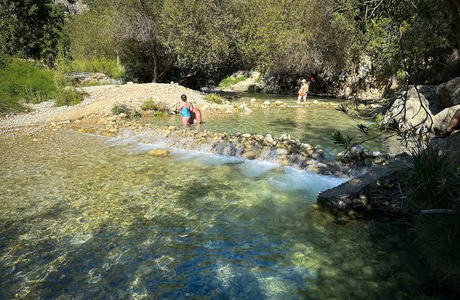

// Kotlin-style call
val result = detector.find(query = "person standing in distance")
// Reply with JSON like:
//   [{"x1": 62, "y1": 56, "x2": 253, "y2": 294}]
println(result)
[{"x1": 297, "y1": 79, "x2": 309, "y2": 104}]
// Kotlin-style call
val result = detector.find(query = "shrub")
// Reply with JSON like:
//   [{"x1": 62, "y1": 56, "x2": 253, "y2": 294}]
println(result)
[
  {"x1": 406, "y1": 144, "x2": 460, "y2": 210},
  {"x1": 402, "y1": 143, "x2": 460, "y2": 295},
  {"x1": 141, "y1": 99, "x2": 170, "y2": 114},
  {"x1": 0, "y1": 90, "x2": 27, "y2": 116},
  {"x1": 204, "y1": 93, "x2": 224, "y2": 104},
  {"x1": 54, "y1": 88, "x2": 85, "y2": 107},
  {"x1": 112, "y1": 104, "x2": 130, "y2": 115},
  {"x1": 140, "y1": 98, "x2": 157, "y2": 111},
  {"x1": 219, "y1": 75, "x2": 247, "y2": 89}
]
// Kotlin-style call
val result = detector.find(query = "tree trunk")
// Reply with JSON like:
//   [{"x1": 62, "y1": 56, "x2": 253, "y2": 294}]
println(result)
[
  {"x1": 390, "y1": 65, "x2": 398, "y2": 91},
  {"x1": 150, "y1": 40, "x2": 160, "y2": 83}
]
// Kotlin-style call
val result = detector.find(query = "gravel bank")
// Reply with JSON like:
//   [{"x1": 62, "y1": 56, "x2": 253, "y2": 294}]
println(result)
[{"x1": 0, "y1": 83, "x2": 231, "y2": 135}]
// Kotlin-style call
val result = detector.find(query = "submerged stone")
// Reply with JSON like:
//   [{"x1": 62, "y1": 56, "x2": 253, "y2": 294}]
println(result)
[{"x1": 148, "y1": 149, "x2": 170, "y2": 157}]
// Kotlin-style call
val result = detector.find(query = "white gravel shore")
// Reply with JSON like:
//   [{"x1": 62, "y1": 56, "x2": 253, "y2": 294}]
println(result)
[{"x1": 0, "y1": 83, "x2": 230, "y2": 135}]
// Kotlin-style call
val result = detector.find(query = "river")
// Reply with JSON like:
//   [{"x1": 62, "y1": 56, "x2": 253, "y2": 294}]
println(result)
[{"x1": 0, "y1": 95, "x2": 448, "y2": 299}]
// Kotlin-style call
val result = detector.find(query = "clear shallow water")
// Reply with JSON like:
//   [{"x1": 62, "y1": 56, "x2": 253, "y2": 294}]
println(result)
[
  {"x1": 147, "y1": 94, "x2": 395, "y2": 156},
  {"x1": 0, "y1": 130, "x2": 442, "y2": 299}
]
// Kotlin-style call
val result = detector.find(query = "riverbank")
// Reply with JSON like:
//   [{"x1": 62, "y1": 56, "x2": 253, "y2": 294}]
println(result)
[{"x1": 0, "y1": 82, "x2": 232, "y2": 135}]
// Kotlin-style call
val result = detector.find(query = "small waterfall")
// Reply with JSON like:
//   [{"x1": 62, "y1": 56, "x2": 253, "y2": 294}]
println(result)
[{"x1": 112, "y1": 126, "x2": 347, "y2": 178}]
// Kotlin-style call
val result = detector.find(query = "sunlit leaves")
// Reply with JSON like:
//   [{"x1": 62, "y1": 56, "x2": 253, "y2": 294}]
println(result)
[{"x1": 0, "y1": 0, "x2": 65, "y2": 63}]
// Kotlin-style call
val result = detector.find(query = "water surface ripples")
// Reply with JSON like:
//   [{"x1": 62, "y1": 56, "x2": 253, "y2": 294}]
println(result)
[{"x1": 0, "y1": 130, "x2": 439, "y2": 299}]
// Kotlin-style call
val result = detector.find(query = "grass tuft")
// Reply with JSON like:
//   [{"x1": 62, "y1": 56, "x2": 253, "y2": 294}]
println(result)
[
  {"x1": 204, "y1": 93, "x2": 224, "y2": 104},
  {"x1": 219, "y1": 75, "x2": 247, "y2": 89}
]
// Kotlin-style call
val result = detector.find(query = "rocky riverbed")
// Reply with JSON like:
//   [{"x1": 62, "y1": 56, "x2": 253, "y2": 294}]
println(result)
[{"x1": 1, "y1": 82, "x2": 403, "y2": 217}]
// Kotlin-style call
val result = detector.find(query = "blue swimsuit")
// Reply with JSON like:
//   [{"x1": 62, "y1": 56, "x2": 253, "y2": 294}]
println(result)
[{"x1": 180, "y1": 106, "x2": 191, "y2": 118}]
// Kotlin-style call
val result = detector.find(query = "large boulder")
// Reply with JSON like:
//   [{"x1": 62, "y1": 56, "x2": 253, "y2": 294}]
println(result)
[
  {"x1": 382, "y1": 78, "x2": 460, "y2": 133},
  {"x1": 432, "y1": 104, "x2": 460, "y2": 132},
  {"x1": 382, "y1": 86, "x2": 434, "y2": 131},
  {"x1": 436, "y1": 77, "x2": 460, "y2": 108}
]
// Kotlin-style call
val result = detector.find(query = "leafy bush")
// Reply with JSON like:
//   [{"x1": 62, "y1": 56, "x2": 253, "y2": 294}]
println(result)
[
  {"x1": 140, "y1": 99, "x2": 156, "y2": 111},
  {"x1": 0, "y1": 90, "x2": 27, "y2": 116},
  {"x1": 112, "y1": 104, "x2": 130, "y2": 115},
  {"x1": 54, "y1": 88, "x2": 85, "y2": 107},
  {"x1": 401, "y1": 143, "x2": 460, "y2": 295},
  {"x1": 219, "y1": 75, "x2": 247, "y2": 89},
  {"x1": 141, "y1": 99, "x2": 170, "y2": 115},
  {"x1": 0, "y1": 59, "x2": 57, "y2": 114},
  {"x1": 406, "y1": 145, "x2": 460, "y2": 210},
  {"x1": 204, "y1": 93, "x2": 224, "y2": 104}
]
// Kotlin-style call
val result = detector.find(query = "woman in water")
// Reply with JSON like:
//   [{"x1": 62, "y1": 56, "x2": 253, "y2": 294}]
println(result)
[
  {"x1": 190, "y1": 106, "x2": 202, "y2": 124},
  {"x1": 177, "y1": 94, "x2": 193, "y2": 125}
]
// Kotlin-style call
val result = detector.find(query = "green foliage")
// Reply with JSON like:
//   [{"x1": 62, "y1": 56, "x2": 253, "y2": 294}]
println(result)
[
  {"x1": 140, "y1": 99, "x2": 169, "y2": 114},
  {"x1": 331, "y1": 130, "x2": 353, "y2": 150},
  {"x1": 140, "y1": 99, "x2": 156, "y2": 111},
  {"x1": 375, "y1": 113, "x2": 384, "y2": 127},
  {"x1": 344, "y1": 0, "x2": 455, "y2": 84},
  {"x1": 63, "y1": 0, "x2": 456, "y2": 87},
  {"x1": 57, "y1": 57, "x2": 125, "y2": 80},
  {"x1": 336, "y1": 104, "x2": 349, "y2": 114},
  {"x1": 230, "y1": 0, "x2": 354, "y2": 74},
  {"x1": 0, "y1": 59, "x2": 57, "y2": 107},
  {"x1": 219, "y1": 76, "x2": 247, "y2": 89},
  {"x1": 416, "y1": 214, "x2": 460, "y2": 296},
  {"x1": 357, "y1": 123, "x2": 369, "y2": 135},
  {"x1": 406, "y1": 145, "x2": 460, "y2": 210},
  {"x1": 65, "y1": 2, "x2": 119, "y2": 60},
  {"x1": 111, "y1": 104, "x2": 130, "y2": 115},
  {"x1": 0, "y1": 90, "x2": 27, "y2": 116},
  {"x1": 0, "y1": 0, "x2": 66, "y2": 64},
  {"x1": 162, "y1": 0, "x2": 232, "y2": 67},
  {"x1": 54, "y1": 88, "x2": 85, "y2": 107},
  {"x1": 204, "y1": 93, "x2": 224, "y2": 104}
]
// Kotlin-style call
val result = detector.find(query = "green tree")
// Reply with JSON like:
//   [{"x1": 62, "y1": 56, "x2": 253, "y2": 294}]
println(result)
[
  {"x1": 230, "y1": 0, "x2": 355, "y2": 75},
  {"x1": 0, "y1": 0, "x2": 66, "y2": 64},
  {"x1": 335, "y1": 0, "x2": 455, "y2": 87}
]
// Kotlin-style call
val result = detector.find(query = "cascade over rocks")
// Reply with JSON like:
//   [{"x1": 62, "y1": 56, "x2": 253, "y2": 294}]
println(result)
[{"x1": 57, "y1": 115, "x2": 347, "y2": 178}]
